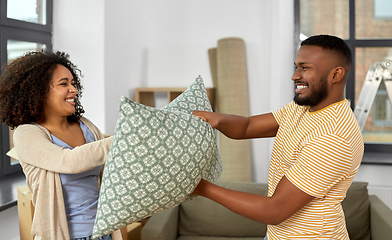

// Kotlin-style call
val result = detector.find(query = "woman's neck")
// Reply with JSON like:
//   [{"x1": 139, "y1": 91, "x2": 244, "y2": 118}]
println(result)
[{"x1": 36, "y1": 115, "x2": 71, "y2": 133}]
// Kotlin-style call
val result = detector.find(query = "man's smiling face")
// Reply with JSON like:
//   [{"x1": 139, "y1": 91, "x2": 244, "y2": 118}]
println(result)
[{"x1": 292, "y1": 45, "x2": 334, "y2": 110}]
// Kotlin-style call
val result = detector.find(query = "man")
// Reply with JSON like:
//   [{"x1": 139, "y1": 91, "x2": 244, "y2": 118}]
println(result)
[{"x1": 191, "y1": 35, "x2": 364, "y2": 239}]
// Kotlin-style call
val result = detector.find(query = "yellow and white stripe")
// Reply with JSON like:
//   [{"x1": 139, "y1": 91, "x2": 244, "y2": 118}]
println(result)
[{"x1": 268, "y1": 99, "x2": 364, "y2": 240}]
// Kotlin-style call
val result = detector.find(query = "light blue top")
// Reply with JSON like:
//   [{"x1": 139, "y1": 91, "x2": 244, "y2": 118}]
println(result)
[{"x1": 51, "y1": 121, "x2": 102, "y2": 239}]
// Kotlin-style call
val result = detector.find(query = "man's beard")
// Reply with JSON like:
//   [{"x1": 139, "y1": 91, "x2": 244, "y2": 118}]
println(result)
[{"x1": 294, "y1": 75, "x2": 328, "y2": 106}]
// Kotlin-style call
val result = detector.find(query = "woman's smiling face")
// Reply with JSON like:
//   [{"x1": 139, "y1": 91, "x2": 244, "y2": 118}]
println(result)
[{"x1": 44, "y1": 64, "x2": 78, "y2": 118}]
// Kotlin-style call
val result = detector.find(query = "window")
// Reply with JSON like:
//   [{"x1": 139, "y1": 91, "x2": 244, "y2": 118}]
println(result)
[
  {"x1": 7, "y1": 0, "x2": 47, "y2": 24},
  {"x1": 374, "y1": 0, "x2": 392, "y2": 20},
  {"x1": 295, "y1": 0, "x2": 392, "y2": 160},
  {"x1": 373, "y1": 83, "x2": 392, "y2": 127},
  {"x1": 0, "y1": 0, "x2": 52, "y2": 176}
]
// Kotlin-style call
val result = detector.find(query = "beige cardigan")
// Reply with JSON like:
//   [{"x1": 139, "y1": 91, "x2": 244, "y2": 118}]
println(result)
[{"x1": 13, "y1": 117, "x2": 122, "y2": 240}]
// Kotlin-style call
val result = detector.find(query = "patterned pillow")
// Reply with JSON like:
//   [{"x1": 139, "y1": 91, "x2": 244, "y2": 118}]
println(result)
[{"x1": 92, "y1": 76, "x2": 222, "y2": 238}]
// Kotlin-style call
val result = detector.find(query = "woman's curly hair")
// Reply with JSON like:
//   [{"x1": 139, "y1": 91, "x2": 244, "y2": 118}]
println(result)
[{"x1": 0, "y1": 50, "x2": 84, "y2": 129}]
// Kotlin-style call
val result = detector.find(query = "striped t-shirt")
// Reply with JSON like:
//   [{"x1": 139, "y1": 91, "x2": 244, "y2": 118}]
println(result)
[{"x1": 268, "y1": 99, "x2": 364, "y2": 239}]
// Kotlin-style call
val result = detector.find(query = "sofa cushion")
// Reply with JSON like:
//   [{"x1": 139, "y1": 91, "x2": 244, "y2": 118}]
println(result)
[
  {"x1": 92, "y1": 77, "x2": 222, "y2": 238},
  {"x1": 179, "y1": 181, "x2": 267, "y2": 237},
  {"x1": 341, "y1": 181, "x2": 371, "y2": 240}
]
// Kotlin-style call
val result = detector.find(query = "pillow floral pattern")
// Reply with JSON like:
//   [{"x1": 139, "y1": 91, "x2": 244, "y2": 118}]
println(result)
[{"x1": 92, "y1": 76, "x2": 222, "y2": 238}]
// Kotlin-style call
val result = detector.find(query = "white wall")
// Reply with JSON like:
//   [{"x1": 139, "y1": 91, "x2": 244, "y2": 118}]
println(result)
[
  {"x1": 53, "y1": 0, "x2": 295, "y2": 183},
  {"x1": 52, "y1": 0, "x2": 106, "y2": 131},
  {"x1": 143, "y1": 0, "x2": 295, "y2": 182},
  {"x1": 104, "y1": 1, "x2": 150, "y2": 133},
  {"x1": 52, "y1": 0, "x2": 391, "y2": 187},
  {"x1": 354, "y1": 164, "x2": 392, "y2": 188}
]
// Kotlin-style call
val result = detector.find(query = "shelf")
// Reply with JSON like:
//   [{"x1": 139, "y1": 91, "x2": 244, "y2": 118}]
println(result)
[{"x1": 135, "y1": 87, "x2": 215, "y2": 111}]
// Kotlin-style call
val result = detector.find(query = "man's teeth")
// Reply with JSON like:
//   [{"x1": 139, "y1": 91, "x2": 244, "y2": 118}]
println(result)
[{"x1": 297, "y1": 85, "x2": 308, "y2": 89}]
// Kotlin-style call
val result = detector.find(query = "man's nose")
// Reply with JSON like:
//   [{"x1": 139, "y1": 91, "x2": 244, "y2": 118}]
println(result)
[{"x1": 292, "y1": 70, "x2": 301, "y2": 81}]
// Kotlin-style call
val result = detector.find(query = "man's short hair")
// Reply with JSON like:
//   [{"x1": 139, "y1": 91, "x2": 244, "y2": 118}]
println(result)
[{"x1": 301, "y1": 34, "x2": 352, "y2": 71}]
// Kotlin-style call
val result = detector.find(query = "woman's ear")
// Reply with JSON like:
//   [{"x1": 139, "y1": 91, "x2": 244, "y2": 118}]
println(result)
[{"x1": 331, "y1": 66, "x2": 345, "y2": 84}]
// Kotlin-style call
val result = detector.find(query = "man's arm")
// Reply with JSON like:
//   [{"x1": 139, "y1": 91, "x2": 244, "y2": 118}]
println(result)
[
  {"x1": 191, "y1": 176, "x2": 315, "y2": 225},
  {"x1": 192, "y1": 111, "x2": 279, "y2": 139}
]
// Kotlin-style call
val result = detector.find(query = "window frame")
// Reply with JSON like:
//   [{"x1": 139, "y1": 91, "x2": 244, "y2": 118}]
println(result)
[
  {"x1": 294, "y1": 0, "x2": 392, "y2": 160},
  {"x1": 0, "y1": 0, "x2": 52, "y2": 176}
]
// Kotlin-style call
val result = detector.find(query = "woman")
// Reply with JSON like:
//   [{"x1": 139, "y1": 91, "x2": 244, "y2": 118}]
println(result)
[{"x1": 0, "y1": 50, "x2": 122, "y2": 240}]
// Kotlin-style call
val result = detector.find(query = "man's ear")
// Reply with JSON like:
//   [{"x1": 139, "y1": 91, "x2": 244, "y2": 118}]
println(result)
[{"x1": 331, "y1": 66, "x2": 345, "y2": 84}]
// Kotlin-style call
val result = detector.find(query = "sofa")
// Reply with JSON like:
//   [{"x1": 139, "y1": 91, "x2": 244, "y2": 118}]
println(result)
[{"x1": 141, "y1": 181, "x2": 392, "y2": 240}]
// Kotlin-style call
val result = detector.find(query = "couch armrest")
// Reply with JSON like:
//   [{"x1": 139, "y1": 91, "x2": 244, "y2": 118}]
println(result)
[
  {"x1": 369, "y1": 195, "x2": 392, "y2": 240},
  {"x1": 141, "y1": 206, "x2": 179, "y2": 240}
]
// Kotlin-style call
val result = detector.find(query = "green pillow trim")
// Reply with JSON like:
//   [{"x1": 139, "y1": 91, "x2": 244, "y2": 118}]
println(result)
[{"x1": 92, "y1": 76, "x2": 222, "y2": 238}]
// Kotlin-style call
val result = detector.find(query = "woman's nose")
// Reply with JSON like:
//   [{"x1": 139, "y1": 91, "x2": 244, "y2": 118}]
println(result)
[{"x1": 69, "y1": 85, "x2": 77, "y2": 93}]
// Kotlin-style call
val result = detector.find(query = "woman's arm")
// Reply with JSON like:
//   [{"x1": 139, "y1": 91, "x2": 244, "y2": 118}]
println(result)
[{"x1": 13, "y1": 124, "x2": 113, "y2": 174}]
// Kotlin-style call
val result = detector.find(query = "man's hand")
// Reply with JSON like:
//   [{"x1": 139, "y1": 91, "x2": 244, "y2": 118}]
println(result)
[
  {"x1": 192, "y1": 110, "x2": 220, "y2": 129},
  {"x1": 190, "y1": 178, "x2": 207, "y2": 196}
]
